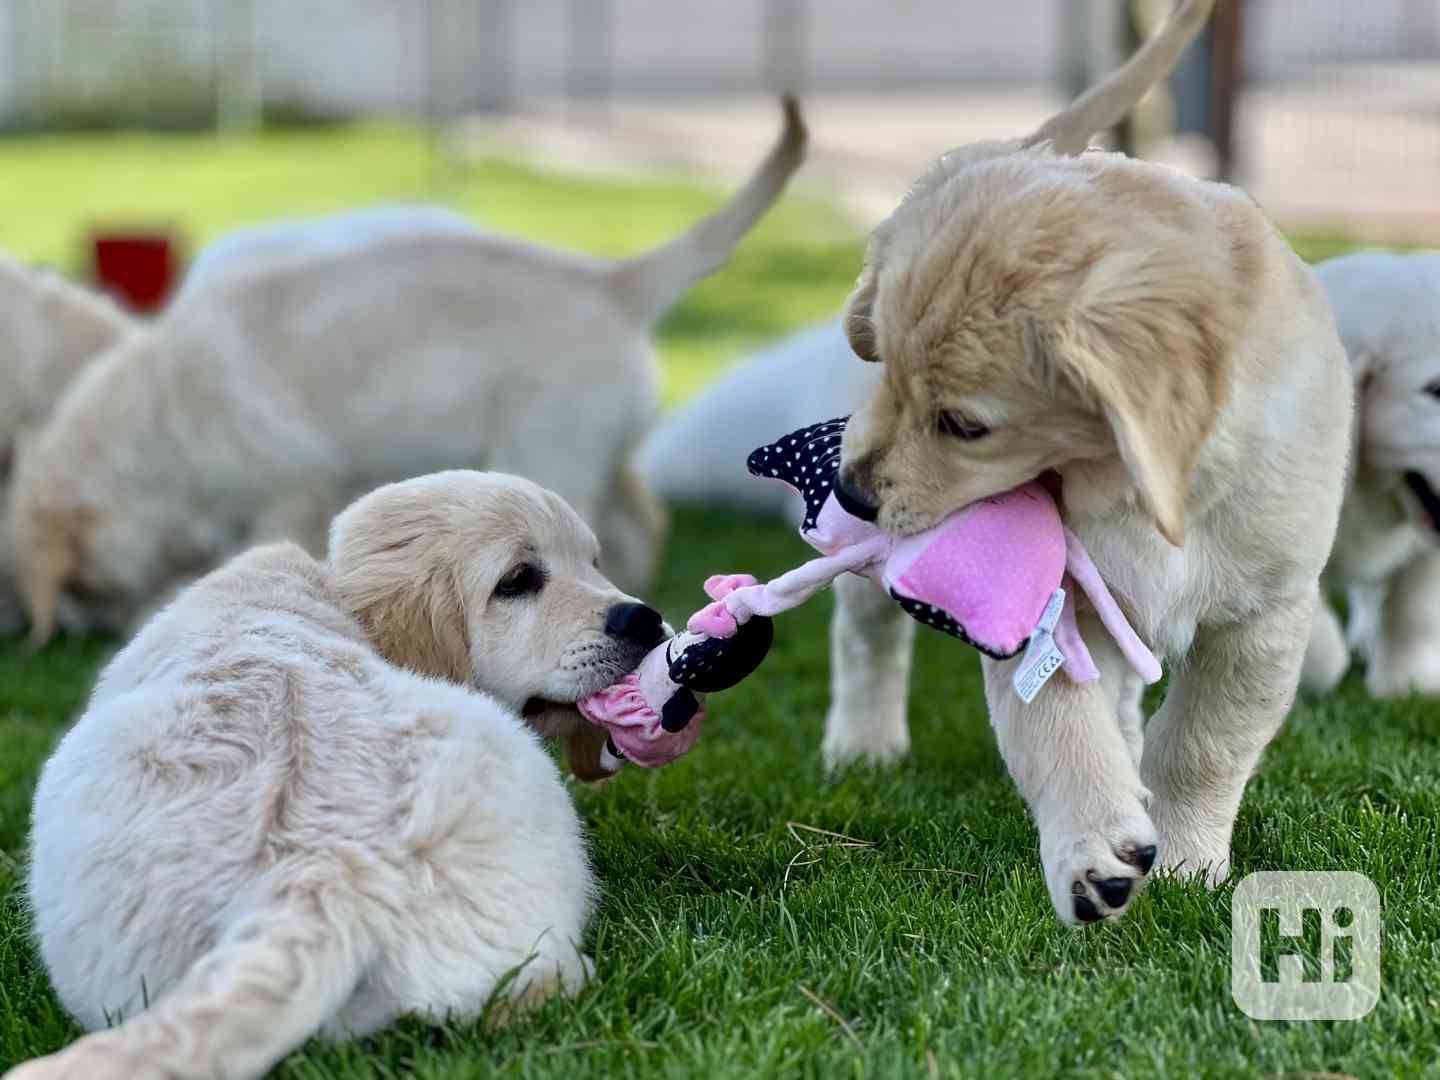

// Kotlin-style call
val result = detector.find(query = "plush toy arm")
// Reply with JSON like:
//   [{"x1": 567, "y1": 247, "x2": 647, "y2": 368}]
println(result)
[
  {"x1": 1062, "y1": 527, "x2": 1162, "y2": 684},
  {"x1": 688, "y1": 538, "x2": 888, "y2": 638}
]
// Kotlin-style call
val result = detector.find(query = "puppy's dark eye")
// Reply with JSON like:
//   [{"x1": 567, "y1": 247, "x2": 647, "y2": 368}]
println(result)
[
  {"x1": 494, "y1": 562, "x2": 546, "y2": 599},
  {"x1": 1424, "y1": 379, "x2": 1440, "y2": 401},
  {"x1": 937, "y1": 411, "x2": 990, "y2": 441}
]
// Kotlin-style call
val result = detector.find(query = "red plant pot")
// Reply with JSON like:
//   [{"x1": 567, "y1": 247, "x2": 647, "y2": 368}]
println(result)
[{"x1": 92, "y1": 232, "x2": 178, "y2": 313}]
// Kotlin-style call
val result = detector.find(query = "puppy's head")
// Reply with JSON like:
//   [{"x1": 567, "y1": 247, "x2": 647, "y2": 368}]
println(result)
[
  {"x1": 328, "y1": 470, "x2": 666, "y2": 717},
  {"x1": 837, "y1": 154, "x2": 1248, "y2": 545},
  {"x1": 834, "y1": 0, "x2": 1220, "y2": 543},
  {"x1": 1318, "y1": 253, "x2": 1440, "y2": 540}
]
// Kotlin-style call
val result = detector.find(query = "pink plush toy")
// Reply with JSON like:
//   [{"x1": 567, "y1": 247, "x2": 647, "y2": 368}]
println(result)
[{"x1": 576, "y1": 417, "x2": 1161, "y2": 773}]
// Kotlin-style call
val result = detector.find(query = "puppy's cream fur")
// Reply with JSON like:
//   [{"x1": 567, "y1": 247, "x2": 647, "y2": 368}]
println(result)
[
  {"x1": 830, "y1": 0, "x2": 1353, "y2": 926},
  {"x1": 11, "y1": 100, "x2": 805, "y2": 642},
  {"x1": 8, "y1": 471, "x2": 654, "y2": 1080},
  {"x1": 1300, "y1": 252, "x2": 1440, "y2": 698},
  {"x1": 0, "y1": 256, "x2": 135, "y2": 632}
]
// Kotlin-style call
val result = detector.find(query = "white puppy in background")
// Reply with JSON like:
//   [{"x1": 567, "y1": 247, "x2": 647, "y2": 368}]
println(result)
[
  {"x1": 178, "y1": 205, "x2": 479, "y2": 299},
  {"x1": 637, "y1": 318, "x2": 878, "y2": 522},
  {"x1": 1301, "y1": 251, "x2": 1440, "y2": 698},
  {"x1": 11, "y1": 98, "x2": 806, "y2": 642},
  {"x1": 0, "y1": 207, "x2": 481, "y2": 635},
  {"x1": 0, "y1": 257, "x2": 136, "y2": 632},
  {"x1": 8, "y1": 471, "x2": 669, "y2": 1080}
]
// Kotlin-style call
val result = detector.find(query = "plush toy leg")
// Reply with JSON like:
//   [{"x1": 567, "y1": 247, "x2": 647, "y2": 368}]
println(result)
[
  {"x1": 1141, "y1": 592, "x2": 1313, "y2": 889},
  {"x1": 822, "y1": 574, "x2": 916, "y2": 769},
  {"x1": 981, "y1": 608, "x2": 1158, "y2": 927}
]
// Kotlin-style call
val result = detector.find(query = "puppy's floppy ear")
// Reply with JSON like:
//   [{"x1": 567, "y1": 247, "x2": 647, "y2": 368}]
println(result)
[
  {"x1": 330, "y1": 525, "x2": 472, "y2": 684},
  {"x1": 843, "y1": 264, "x2": 881, "y2": 363},
  {"x1": 1041, "y1": 260, "x2": 1239, "y2": 547}
]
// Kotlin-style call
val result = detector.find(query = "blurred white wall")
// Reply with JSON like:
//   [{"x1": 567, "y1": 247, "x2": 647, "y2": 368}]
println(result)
[{"x1": 0, "y1": 0, "x2": 1436, "y2": 125}]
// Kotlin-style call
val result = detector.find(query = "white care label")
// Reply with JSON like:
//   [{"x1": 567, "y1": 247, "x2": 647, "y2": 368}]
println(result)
[{"x1": 1012, "y1": 588, "x2": 1068, "y2": 704}]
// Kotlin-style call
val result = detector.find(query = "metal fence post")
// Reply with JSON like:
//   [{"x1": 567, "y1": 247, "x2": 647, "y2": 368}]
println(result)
[
  {"x1": 568, "y1": 0, "x2": 613, "y2": 120},
  {"x1": 765, "y1": 0, "x2": 807, "y2": 93}
]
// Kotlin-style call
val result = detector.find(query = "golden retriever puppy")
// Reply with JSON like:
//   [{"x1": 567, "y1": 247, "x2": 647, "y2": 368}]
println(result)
[
  {"x1": 0, "y1": 255, "x2": 134, "y2": 632},
  {"x1": 1300, "y1": 252, "x2": 1440, "y2": 698},
  {"x1": 11, "y1": 99, "x2": 806, "y2": 642},
  {"x1": 827, "y1": 0, "x2": 1353, "y2": 925},
  {"x1": 8, "y1": 471, "x2": 668, "y2": 1080}
]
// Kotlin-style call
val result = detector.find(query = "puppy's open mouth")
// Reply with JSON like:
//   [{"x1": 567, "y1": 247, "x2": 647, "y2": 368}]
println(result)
[{"x1": 1403, "y1": 471, "x2": 1440, "y2": 533}]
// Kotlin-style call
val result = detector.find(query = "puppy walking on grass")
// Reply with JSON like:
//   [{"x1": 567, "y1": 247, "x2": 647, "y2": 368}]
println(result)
[
  {"x1": 6, "y1": 471, "x2": 676, "y2": 1080},
  {"x1": 827, "y1": 0, "x2": 1353, "y2": 925}
]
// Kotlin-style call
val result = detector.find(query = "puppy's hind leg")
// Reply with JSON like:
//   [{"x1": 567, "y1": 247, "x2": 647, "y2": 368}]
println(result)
[
  {"x1": 983, "y1": 611, "x2": 1158, "y2": 926},
  {"x1": 1141, "y1": 594, "x2": 1313, "y2": 888},
  {"x1": 4, "y1": 893, "x2": 372, "y2": 1080},
  {"x1": 823, "y1": 573, "x2": 916, "y2": 768},
  {"x1": 1368, "y1": 547, "x2": 1440, "y2": 697}
]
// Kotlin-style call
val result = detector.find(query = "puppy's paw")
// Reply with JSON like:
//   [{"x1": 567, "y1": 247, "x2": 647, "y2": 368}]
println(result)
[
  {"x1": 1041, "y1": 806, "x2": 1159, "y2": 927},
  {"x1": 821, "y1": 703, "x2": 910, "y2": 770},
  {"x1": 1366, "y1": 649, "x2": 1440, "y2": 699},
  {"x1": 3, "y1": 1044, "x2": 168, "y2": 1080}
]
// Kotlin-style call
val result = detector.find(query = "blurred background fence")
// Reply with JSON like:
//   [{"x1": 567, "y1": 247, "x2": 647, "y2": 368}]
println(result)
[{"x1": 2, "y1": 0, "x2": 1438, "y2": 239}]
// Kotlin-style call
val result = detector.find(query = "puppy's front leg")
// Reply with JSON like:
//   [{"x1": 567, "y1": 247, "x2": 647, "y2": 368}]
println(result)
[
  {"x1": 1368, "y1": 547, "x2": 1440, "y2": 697},
  {"x1": 1299, "y1": 587, "x2": 1349, "y2": 695},
  {"x1": 982, "y1": 612, "x2": 1157, "y2": 926},
  {"x1": 823, "y1": 573, "x2": 916, "y2": 768},
  {"x1": 1141, "y1": 594, "x2": 1312, "y2": 886}
]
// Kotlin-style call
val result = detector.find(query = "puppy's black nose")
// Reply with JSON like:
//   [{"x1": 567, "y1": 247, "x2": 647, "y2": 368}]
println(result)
[
  {"x1": 834, "y1": 470, "x2": 880, "y2": 522},
  {"x1": 605, "y1": 603, "x2": 666, "y2": 648}
]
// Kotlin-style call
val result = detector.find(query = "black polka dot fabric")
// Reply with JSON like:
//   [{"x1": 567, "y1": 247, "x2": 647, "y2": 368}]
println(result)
[
  {"x1": 746, "y1": 417, "x2": 849, "y2": 532},
  {"x1": 669, "y1": 617, "x2": 775, "y2": 693},
  {"x1": 890, "y1": 590, "x2": 1028, "y2": 660}
]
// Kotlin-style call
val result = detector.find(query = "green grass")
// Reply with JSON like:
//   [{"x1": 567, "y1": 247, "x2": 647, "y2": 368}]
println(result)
[{"x1": 1, "y1": 126, "x2": 1437, "y2": 1077}]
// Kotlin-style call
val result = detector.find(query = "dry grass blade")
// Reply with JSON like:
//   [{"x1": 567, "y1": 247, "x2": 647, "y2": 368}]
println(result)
[
  {"x1": 786, "y1": 821, "x2": 875, "y2": 848},
  {"x1": 797, "y1": 984, "x2": 863, "y2": 1053}
]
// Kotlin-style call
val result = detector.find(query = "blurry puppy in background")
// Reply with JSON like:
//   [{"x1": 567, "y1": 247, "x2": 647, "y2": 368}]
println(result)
[
  {"x1": 0, "y1": 256, "x2": 135, "y2": 632},
  {"x1": 1301, "y1": 251, "x2": 1440, "y2": 698},
  {"x1": 10, "y1": 97, "x2": 806, "y2": 642},
  {"x1": 828, "y1": 0, "x2": 1353, "y2": 925}
]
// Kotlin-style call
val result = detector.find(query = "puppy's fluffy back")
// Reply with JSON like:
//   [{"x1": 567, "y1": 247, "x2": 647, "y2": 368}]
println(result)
[{"x1": 29, "y1": 540, "x2": 592, "y2": 1040}]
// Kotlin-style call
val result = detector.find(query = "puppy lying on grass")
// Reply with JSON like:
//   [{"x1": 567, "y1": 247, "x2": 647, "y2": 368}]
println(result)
[
  {"x1": 1301, "y1": 251, "x2": 1440, "y2": 698},
  {"x1": 8, "y1": 471, "x2": 670, "y2": 1080},
  {"x1": 10, "y1": 98, "x2": 806, "y2": 642}
]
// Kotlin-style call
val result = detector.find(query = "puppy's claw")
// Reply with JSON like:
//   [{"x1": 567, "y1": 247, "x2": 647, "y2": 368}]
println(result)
[
  {"x1": 1072, "y1": 894, "x2": 1104, "y2": 923},
  {"x1": 1131, "y1": 844, "x2": 1158, "y2": 874},
  {"x1": 1095, "y1": 876, "x2": 1134, "y2": 909}
]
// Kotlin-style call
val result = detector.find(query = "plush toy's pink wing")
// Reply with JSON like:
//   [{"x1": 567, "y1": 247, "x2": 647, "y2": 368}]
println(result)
[{"x1": 880, "y1": 482, "x2": 1065, "y2": 659}]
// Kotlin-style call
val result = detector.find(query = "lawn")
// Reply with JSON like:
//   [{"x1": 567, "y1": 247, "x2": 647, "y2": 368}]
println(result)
[{"x1": 2, "y1": 126, "x2": 1438, "y2": 1079}]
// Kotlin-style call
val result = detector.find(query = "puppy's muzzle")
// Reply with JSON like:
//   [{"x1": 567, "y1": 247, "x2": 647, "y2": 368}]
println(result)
[
  {"x1": 604, "y1": 602, "x2": 667, "y2": 649},
  {"x1": 834, "y1": 470, "x2": 880, "y2": 522}
]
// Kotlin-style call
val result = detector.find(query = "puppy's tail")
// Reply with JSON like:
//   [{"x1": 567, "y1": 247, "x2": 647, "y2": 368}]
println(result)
[
  {"x1": 1024, "y1": 0, "x2": 1214, "y2": 156},
  {"x1": 4, "y1": 895, "x2": 370, "y2": 1080},
  {"x1": 606, "y1": 95, "x2": 807, "y2": 325}
]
